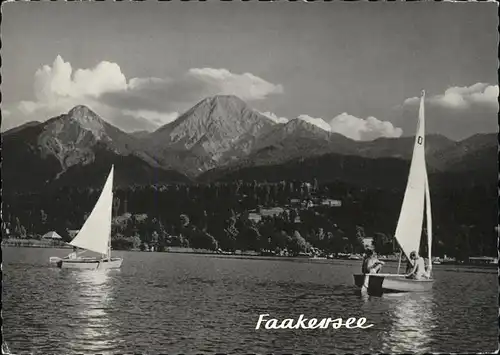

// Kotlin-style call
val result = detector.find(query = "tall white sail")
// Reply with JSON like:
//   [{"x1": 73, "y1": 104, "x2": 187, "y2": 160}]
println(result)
[
  {"x1": 394, "y1": 92, "x2": 427, "y2": 262},
  {"x1": 70, "y1": 166, "x2": 114, "y2": 256}
]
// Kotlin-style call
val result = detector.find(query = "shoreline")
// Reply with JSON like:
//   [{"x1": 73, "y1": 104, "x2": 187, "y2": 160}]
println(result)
[
  {"x1": 1, "y1": 240, "x2": 72, "y2": 249},
  {"x1": 2, "y1": 243, "x2": 496, "y2": 268}
]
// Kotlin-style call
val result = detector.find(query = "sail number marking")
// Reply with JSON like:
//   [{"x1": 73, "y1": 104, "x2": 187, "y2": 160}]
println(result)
[{"x1": 417, "y1": 136, "x2": 423, "y2": 145}]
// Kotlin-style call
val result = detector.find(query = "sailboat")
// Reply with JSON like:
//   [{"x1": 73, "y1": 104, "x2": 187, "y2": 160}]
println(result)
[
  {"x1": 353, "y1": 91, "x2": 433, "y2": 294},
  {"x1": 49, "y1": 165, "x2": 123, "y2": 270}
]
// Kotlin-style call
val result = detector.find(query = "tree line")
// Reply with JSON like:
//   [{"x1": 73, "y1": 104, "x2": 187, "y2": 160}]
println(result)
[{"x1": 2, "y1": 179, "x2": 496, "y2": 259}]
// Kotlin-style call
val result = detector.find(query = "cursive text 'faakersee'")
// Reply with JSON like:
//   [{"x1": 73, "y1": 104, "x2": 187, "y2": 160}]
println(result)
[{"x1": 255, "y1": 314, "x2": 374, "y2": 330}]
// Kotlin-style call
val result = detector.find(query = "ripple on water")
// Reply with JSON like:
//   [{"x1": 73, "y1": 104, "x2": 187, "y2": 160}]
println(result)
[{"x1": 2, "y1": 249, "x2": 497, "y2": 353}]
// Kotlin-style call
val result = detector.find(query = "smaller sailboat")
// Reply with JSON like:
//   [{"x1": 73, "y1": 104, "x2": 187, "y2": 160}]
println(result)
[
  {"x1": 353, "y1": 91, "x2": 433, "y2": 294},
  {"x1": 49, "y1": 165, "x2": 123, "y2": 270}
]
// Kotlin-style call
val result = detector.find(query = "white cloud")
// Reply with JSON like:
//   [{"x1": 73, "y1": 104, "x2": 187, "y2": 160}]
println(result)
[
  {"x1": 400, "y1": 83, "x2": 498, "y2": 140},
  {"x1": 405, "y1": 83, "x2": 499, "y2": 110},
  {"x1": 403, "y1": 97, "x2": 419, "y2": 106},
  {"x1": 260, "y1": 111, "x2": 402, "y2": 141},
  {"x1": 33, "y1": 56, "x2": 128, "y2": 102},
  {"x1": 4, "y1": 55, "x2": 284, "y2": 132},
  {"x1": 3, "y1": 56, "x2": 135, "y2": 131},
  {"x1": 297, "y1": 114, "x2": 332, "y2": 132},
  {"x1": 122, "y1": 109, "x2": 179, "y2": 126},
  {"x1": 102, "y1": 68, "x2": 283, "y2": 114},
  {"x1": 71, "y1": 61, "x2": 128, "y2": 98},
  {"x1": 329, "y1": 113, "x2": 403, "y2": 141},
  {"x1": 187, "y1": 68, "x2": 284, "y2": 101},
  {"x1": 32, "y1": 56, "x2": 73, "y2": 102},
  {"x1": 439, "y1": 83, "x2": 498, "y2": 107},
  {"x1": 470, "y1": 84, "x2": 499, "y2": 105},
  {"x1": 259, "y1": 111, "x2": 289, "y2": 124},
  {"x1": 18, "y1": 101, "x2": 39, "y2": 115}
]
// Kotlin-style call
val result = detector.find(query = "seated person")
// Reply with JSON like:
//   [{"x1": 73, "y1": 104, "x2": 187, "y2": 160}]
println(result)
[
  {"x1": 362, "y1": 249, "x2": 385, "y2": 274},
  {"x1": 405, "y1": 257, "x2": 413, "y2": 274},
  {"x1": 405, "y1": 251, "x2": 426, "y2": 279},
  {"x1": 67, "y1": 246, "x2": 78, "y2": 260}
]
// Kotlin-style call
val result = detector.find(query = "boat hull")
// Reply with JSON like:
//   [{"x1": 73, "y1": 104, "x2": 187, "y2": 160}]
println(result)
[
  {"x1": 55, "y1": 257, "x2": 123, "y2": 270},
  {"x1": 353, "y1": 273, "x2": 433, "y2": 295}
]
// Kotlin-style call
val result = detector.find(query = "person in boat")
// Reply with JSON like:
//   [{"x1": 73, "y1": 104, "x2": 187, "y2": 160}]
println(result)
[
  {"x1": 362, "y1": 249, "x2": 385, "y2": 274},
  {"x1": 405, "y1": 256, "x2": 414, "y2": 274},
  {"x1": 405, "y1": 251, "x2": 426, "y2": 279},
  {"x1": 67, "y1": 246, "x2": 78, "y2": 260}
]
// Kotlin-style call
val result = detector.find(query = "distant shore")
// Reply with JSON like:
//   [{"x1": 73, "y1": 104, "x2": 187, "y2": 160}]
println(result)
[
  {"x1": 2, "y1": 241, "x2": 496, "y2": 268},
  {"x1": 1, "y1": 239, "x2": 72, "y2": 249}
]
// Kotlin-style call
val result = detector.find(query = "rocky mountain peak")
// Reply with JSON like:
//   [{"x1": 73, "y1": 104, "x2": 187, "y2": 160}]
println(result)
[
  {"x1": 68, "y1": 104, "x2": 94, "y2": 116},
  {"x1": 151, "y1": 95, "x2": 276, "y2": 160},
  {"x1": 63, "y1": 105, "x2": 107, "y2": 136},
  {"x1": 37, "y1": 105, "x2": 111, "y2": 170}
]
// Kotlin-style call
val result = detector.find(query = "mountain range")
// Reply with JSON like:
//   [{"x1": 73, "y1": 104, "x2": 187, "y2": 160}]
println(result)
[{"x1": 2, "y1": 95, "x2": 497, "y2": 192}]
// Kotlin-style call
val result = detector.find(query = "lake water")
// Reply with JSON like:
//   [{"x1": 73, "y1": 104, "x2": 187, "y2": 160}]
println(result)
[{"x1": 2, "y1": 247, "x2": 498, "y2": 354}]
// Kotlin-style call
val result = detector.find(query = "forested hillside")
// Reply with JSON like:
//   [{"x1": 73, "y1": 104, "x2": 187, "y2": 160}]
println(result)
[{"x1": 3, "y1": 179, "x2": 496, "y2": 259}]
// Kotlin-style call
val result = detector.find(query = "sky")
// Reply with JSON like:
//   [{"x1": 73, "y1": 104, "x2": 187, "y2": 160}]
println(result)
[{"x1": 1, "y1": 1, "x2": 498, "y2": 140}]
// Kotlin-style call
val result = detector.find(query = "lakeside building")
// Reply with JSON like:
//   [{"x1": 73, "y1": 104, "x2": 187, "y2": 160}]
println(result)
[
  {"x1": 41, "y1": 231, "x2": 63, "y2": 240},
  {"x1": 468, "y1": 256, "x2": 498, "y2": 265}
]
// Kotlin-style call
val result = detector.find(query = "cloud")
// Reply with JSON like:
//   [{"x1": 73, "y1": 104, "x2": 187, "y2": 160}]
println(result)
[
  {"x1": 122, "y1": 109, "x2": 179, "y2": 126},
  {"x1": 3, "y1": 56, "x2": 284, "y2": 132},
  {"x1": 259, "y1": 111, "x2": 402, "y2": 141},
  {"x1": 328, "y1": 113, "x2": 403, "y2": 141},
  {"x1": 405, "y1": 83, "x2": 498, "y2": 110},
  {"x1": 293, "y1": 113, "x2": 402, "y2": 141},
  {"x1": 434, "y1": 83, "x2": 498, "y2": 109},
  {"x1": 188, "y1": 68, "x2": 284, "y2": 100},
  {"x1": 2, "y1": 56, "x2": 145, "y2": 132},
  {"x1": 297, "y1": 114, "x2": 332, "y2": 132},
  {"x1": 33, "y1": 56, "x2": 127, "y2": 102},
  {"x1": 259, "y1": 111, "x2": 289, "y2": 124},
  {"x1": 101, "y1": 68, "x2": 283, "y2": 114},
  {"x1": 401, "y1": 83, "x2": 498, "y2": 140}
]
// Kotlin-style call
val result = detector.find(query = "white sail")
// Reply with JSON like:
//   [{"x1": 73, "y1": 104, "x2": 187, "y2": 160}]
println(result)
[
  {"x1": 394, "y1": 92, "x2": 427, "y2": 262},
  {"x1": 70, "y1": 166, "x2": 114, "y2": 256}
]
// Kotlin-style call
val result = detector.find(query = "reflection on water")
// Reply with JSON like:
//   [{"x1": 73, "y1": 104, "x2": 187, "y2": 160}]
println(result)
[
  {"x1": 65, "y1": 270, "x2": 122, "y2": 354},
  {"x1": 381, "y1": 292, "x2": 436, "y2": 353}
]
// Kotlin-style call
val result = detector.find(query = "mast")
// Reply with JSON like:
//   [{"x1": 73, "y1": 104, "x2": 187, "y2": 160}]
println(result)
[
  {"x1": 108, "y1": 165, "x2": 114, "y2": 260},
  {"x1": 420, "y1": 90, "x2": 433, "y2": 275},
  {"x1": 425, "y1": 167, "x2": 433, "y2": 275},
  {"x1": 397, "y1": 249, "x2": 402, "y2": 274},
  {"x1": 107, "y1": 234, "x2": 111, "y2": 260}
]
